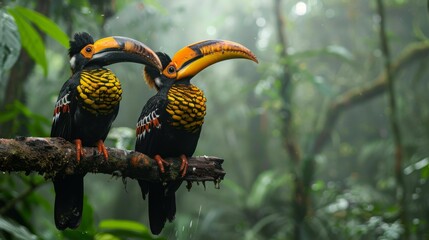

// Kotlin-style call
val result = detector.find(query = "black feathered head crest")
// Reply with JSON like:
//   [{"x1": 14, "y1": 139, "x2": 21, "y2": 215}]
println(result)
[
  {"x1": 157, "y1": 52, "x2": 172, "y2": 69},
  {"x1": 144, "y1": 52, "x2": 171, "y2": 89},
  {"x1": 68, "y1": 32, "x2": 94, "y2": 58}
]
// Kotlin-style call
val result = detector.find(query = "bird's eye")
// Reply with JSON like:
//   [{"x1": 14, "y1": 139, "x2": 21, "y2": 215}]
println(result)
[
  {"x1": 168, "y1": 66, "x2": 175, "y2": 74},
  {"x1": 85, "y1": 47, "x2": 92, "y2": 53}
]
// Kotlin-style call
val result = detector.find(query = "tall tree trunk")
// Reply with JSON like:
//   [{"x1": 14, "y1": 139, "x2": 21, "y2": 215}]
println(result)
[
  {"x1": 376, "y1": 0, "x2": 408, "y2": 238},
  {"x1": 273, "y1": 0, "x2": 306, "y2": 239}
]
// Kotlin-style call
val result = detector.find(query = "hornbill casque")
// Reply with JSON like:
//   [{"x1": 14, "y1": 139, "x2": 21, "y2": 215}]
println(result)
[
  {"x1": 51, "y1": 32, "x2": 162, "y2": 230},
  {"x1": 135, "y1": 40, "x2": 258, "y2": 234}
]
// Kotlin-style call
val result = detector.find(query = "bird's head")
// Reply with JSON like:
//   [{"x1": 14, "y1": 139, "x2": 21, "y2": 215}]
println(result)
[
  {"x1": 144, "y1": 40, "x2": 258, "y2": 91},
  {"x1": 68, "y1": 32, "x2": 162, "y2": 73}
]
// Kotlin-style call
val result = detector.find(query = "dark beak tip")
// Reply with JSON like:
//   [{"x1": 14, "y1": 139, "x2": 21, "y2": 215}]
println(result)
[{"x1": 250, "y1": 55, "x2": 259, "y2": 64}]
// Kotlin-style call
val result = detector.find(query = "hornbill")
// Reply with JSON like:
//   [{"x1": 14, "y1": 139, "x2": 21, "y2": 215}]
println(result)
[
  {"x1": 135, "y1": 40, "x2": 258, "y2": 234},
  {"x1": 51, "y1": 32, "x2": 162, "y2": 230}
]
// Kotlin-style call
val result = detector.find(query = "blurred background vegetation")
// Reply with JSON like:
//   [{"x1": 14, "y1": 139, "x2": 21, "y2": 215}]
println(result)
[{"x1": 1, "y1": 0, "x2": 428, "y2": 239}]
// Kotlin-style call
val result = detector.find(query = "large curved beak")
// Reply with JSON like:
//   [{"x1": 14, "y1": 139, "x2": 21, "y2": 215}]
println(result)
[
  {"x1": 88, "y1": 36, "x2": 162, "y2": 71},
  {"x1": 167, "y1": 40, "x2": 258, "y2": 80}
]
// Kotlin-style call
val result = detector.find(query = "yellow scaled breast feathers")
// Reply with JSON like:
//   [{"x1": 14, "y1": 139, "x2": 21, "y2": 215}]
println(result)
[
  {"x1": 77, "y1": 68, "x2": 122, "y2": 115},
  {"x1": 166, "y1": 84, "x2": 206, "y2": 132}
]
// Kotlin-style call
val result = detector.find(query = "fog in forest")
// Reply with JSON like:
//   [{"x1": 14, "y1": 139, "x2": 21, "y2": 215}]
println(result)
[{"x1": 1, "y1": 1, "x2": 428, "y2": 239}]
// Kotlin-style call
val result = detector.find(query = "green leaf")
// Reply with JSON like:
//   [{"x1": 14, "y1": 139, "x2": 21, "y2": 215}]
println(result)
[
  {"x1": 11, "y1": 100, "x2": 32, "y2": 117},
  {"x1": 13, "y1": 6, "x2": 69, "y2": 48},
  {"x1": 247, "y1": 171, "x2": 277, "y2": 208},
  {"x1": 325, "y1": 45, "x2": 355, "y2": 61},
  {"x1": 99, "y1": 219, "x2": 148, "y2": 233},
  {"x1": 7, "y1": 7, "x2": 47, "y2": 75},
  {"x1": 98, "y1": 219, "x2": 159, "y2": 239},
  {"x1": 0, "y1": 108, "x2": 18, "y2": 122},
  {"x1": 311, "y1": 179, "x2": 326, "y2": 192},
  {"x1": 421, "y1": 165, "x2": 429, "y2": 179},
  {"x1": 245, "y1": 214, "x2": 282, "y2": 239},
  {"x1": 95, "y1": 233, "x2": 121, "y2": 240},
  {"x1": 0, "y1": 216, "x2": 37, "y2": 240},
  {"x1": 246, "y1": 171, "x2": 290, "y2": 209},
  {"x1": 0, "y1": 9, "x2": 21, "y2": 76},
  {"x1": 0, "y1": 100, "x2": 50, "y2": 136},
  {"x1": 404, "y1": 157, "x2": 429, "y2": 175}
]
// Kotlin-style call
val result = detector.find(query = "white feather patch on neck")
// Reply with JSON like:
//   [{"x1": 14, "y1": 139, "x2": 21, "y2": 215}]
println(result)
[
  {"x1": 155, "y1": 77, "x2": 163, "y2": 88},
  {"x1": 69, "y1": 56, "x2": 76, "y2": 69}
]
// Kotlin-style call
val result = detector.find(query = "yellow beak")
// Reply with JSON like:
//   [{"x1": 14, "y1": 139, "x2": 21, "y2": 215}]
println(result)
[{"x1": 163, "y1": 40, "x2": 258, "y2": 80}]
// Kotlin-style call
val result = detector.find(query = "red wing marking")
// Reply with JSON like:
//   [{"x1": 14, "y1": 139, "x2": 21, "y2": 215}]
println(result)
[
  {"x1": 53, "y1": 93, "x2": 71, "y2": 122},
  {"x1": 136, "y1": 108, "x2": 161, "y2": 139}
]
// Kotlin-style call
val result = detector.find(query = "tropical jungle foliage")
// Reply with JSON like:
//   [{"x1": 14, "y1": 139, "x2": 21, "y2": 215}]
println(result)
[{"x1": 0, "y1": 0, "x2": 428, "y2": 239}]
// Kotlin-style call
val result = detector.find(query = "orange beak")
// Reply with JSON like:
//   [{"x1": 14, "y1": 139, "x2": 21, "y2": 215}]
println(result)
[
  {"x1": 88, "y1": 36, "x2": 162, "y2": 71},
  {"x1": 163, "y1": 40, "x2": 258, "y2": 80}
]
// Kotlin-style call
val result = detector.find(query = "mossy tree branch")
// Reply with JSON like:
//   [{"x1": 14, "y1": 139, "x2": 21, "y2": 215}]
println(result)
[
  {"x1": 311, "y1": 41, "x2": 429, "y2": 155},
  {"x1": 0, "y1": 137, "x2": 225, "y2": 185}
]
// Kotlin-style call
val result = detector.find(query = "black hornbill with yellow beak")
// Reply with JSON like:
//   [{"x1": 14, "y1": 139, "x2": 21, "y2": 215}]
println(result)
[
  {"x1": 136, "y1": 40, "x2": 258, "y2": 234},
  {"x1": 51, "y1": 32, "x2": 162, "y2": 230}
]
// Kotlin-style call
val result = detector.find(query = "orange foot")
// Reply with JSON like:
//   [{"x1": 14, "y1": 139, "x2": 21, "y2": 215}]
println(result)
[
  {"x1": 154, "y1": 154, "x2": 169, "y2": 173},
  {"x1": 96, "y1": 140, "x2": 109, "y2": 161},
  {"x1": 74, "y1": 139, "x2": 85, "y2": 163},
  {"x1": 179, "y1": 154, "x2": 189, "y2": 177}
]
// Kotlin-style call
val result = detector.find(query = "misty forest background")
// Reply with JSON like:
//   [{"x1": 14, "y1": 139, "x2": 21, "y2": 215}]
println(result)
[{"x1": 1, "y1": 0, "x2": 429, "y2": 239}]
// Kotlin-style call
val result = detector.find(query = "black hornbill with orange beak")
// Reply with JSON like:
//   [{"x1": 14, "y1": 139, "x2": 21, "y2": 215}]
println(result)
[
  {"x1": 51, "y1": 32, "x2": 162, "y2": 230},
  {"x1": 136, "y1": 40, "x2": 258, "y2": 234}
]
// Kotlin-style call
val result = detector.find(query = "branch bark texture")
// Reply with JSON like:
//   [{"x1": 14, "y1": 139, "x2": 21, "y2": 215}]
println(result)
[{"x1": 0, "y1": 137, "x2": 225, "y2": 184}]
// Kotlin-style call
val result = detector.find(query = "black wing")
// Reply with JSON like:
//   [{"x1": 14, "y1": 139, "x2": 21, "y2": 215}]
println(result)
[
  {"x1": 50, "y1": 74, "x2": 79, "y2": 139},
  {"x1": 136, "y1": 94, "x2": 179, "y2": 234},
  {"x1": 135, "y1": 94, "x2": 168, "y2": 155},
  {"x1": 51, "y1": 73, "x2": 83, "y2": 230}
]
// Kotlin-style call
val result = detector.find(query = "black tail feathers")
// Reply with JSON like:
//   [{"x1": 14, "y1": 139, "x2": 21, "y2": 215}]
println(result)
[
  {"x1": 53, "y1": 175, "x2": 84, "y2": 230},
  {"x1": 138, "y1": 180, "x2": 180, "y2": 235}
]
